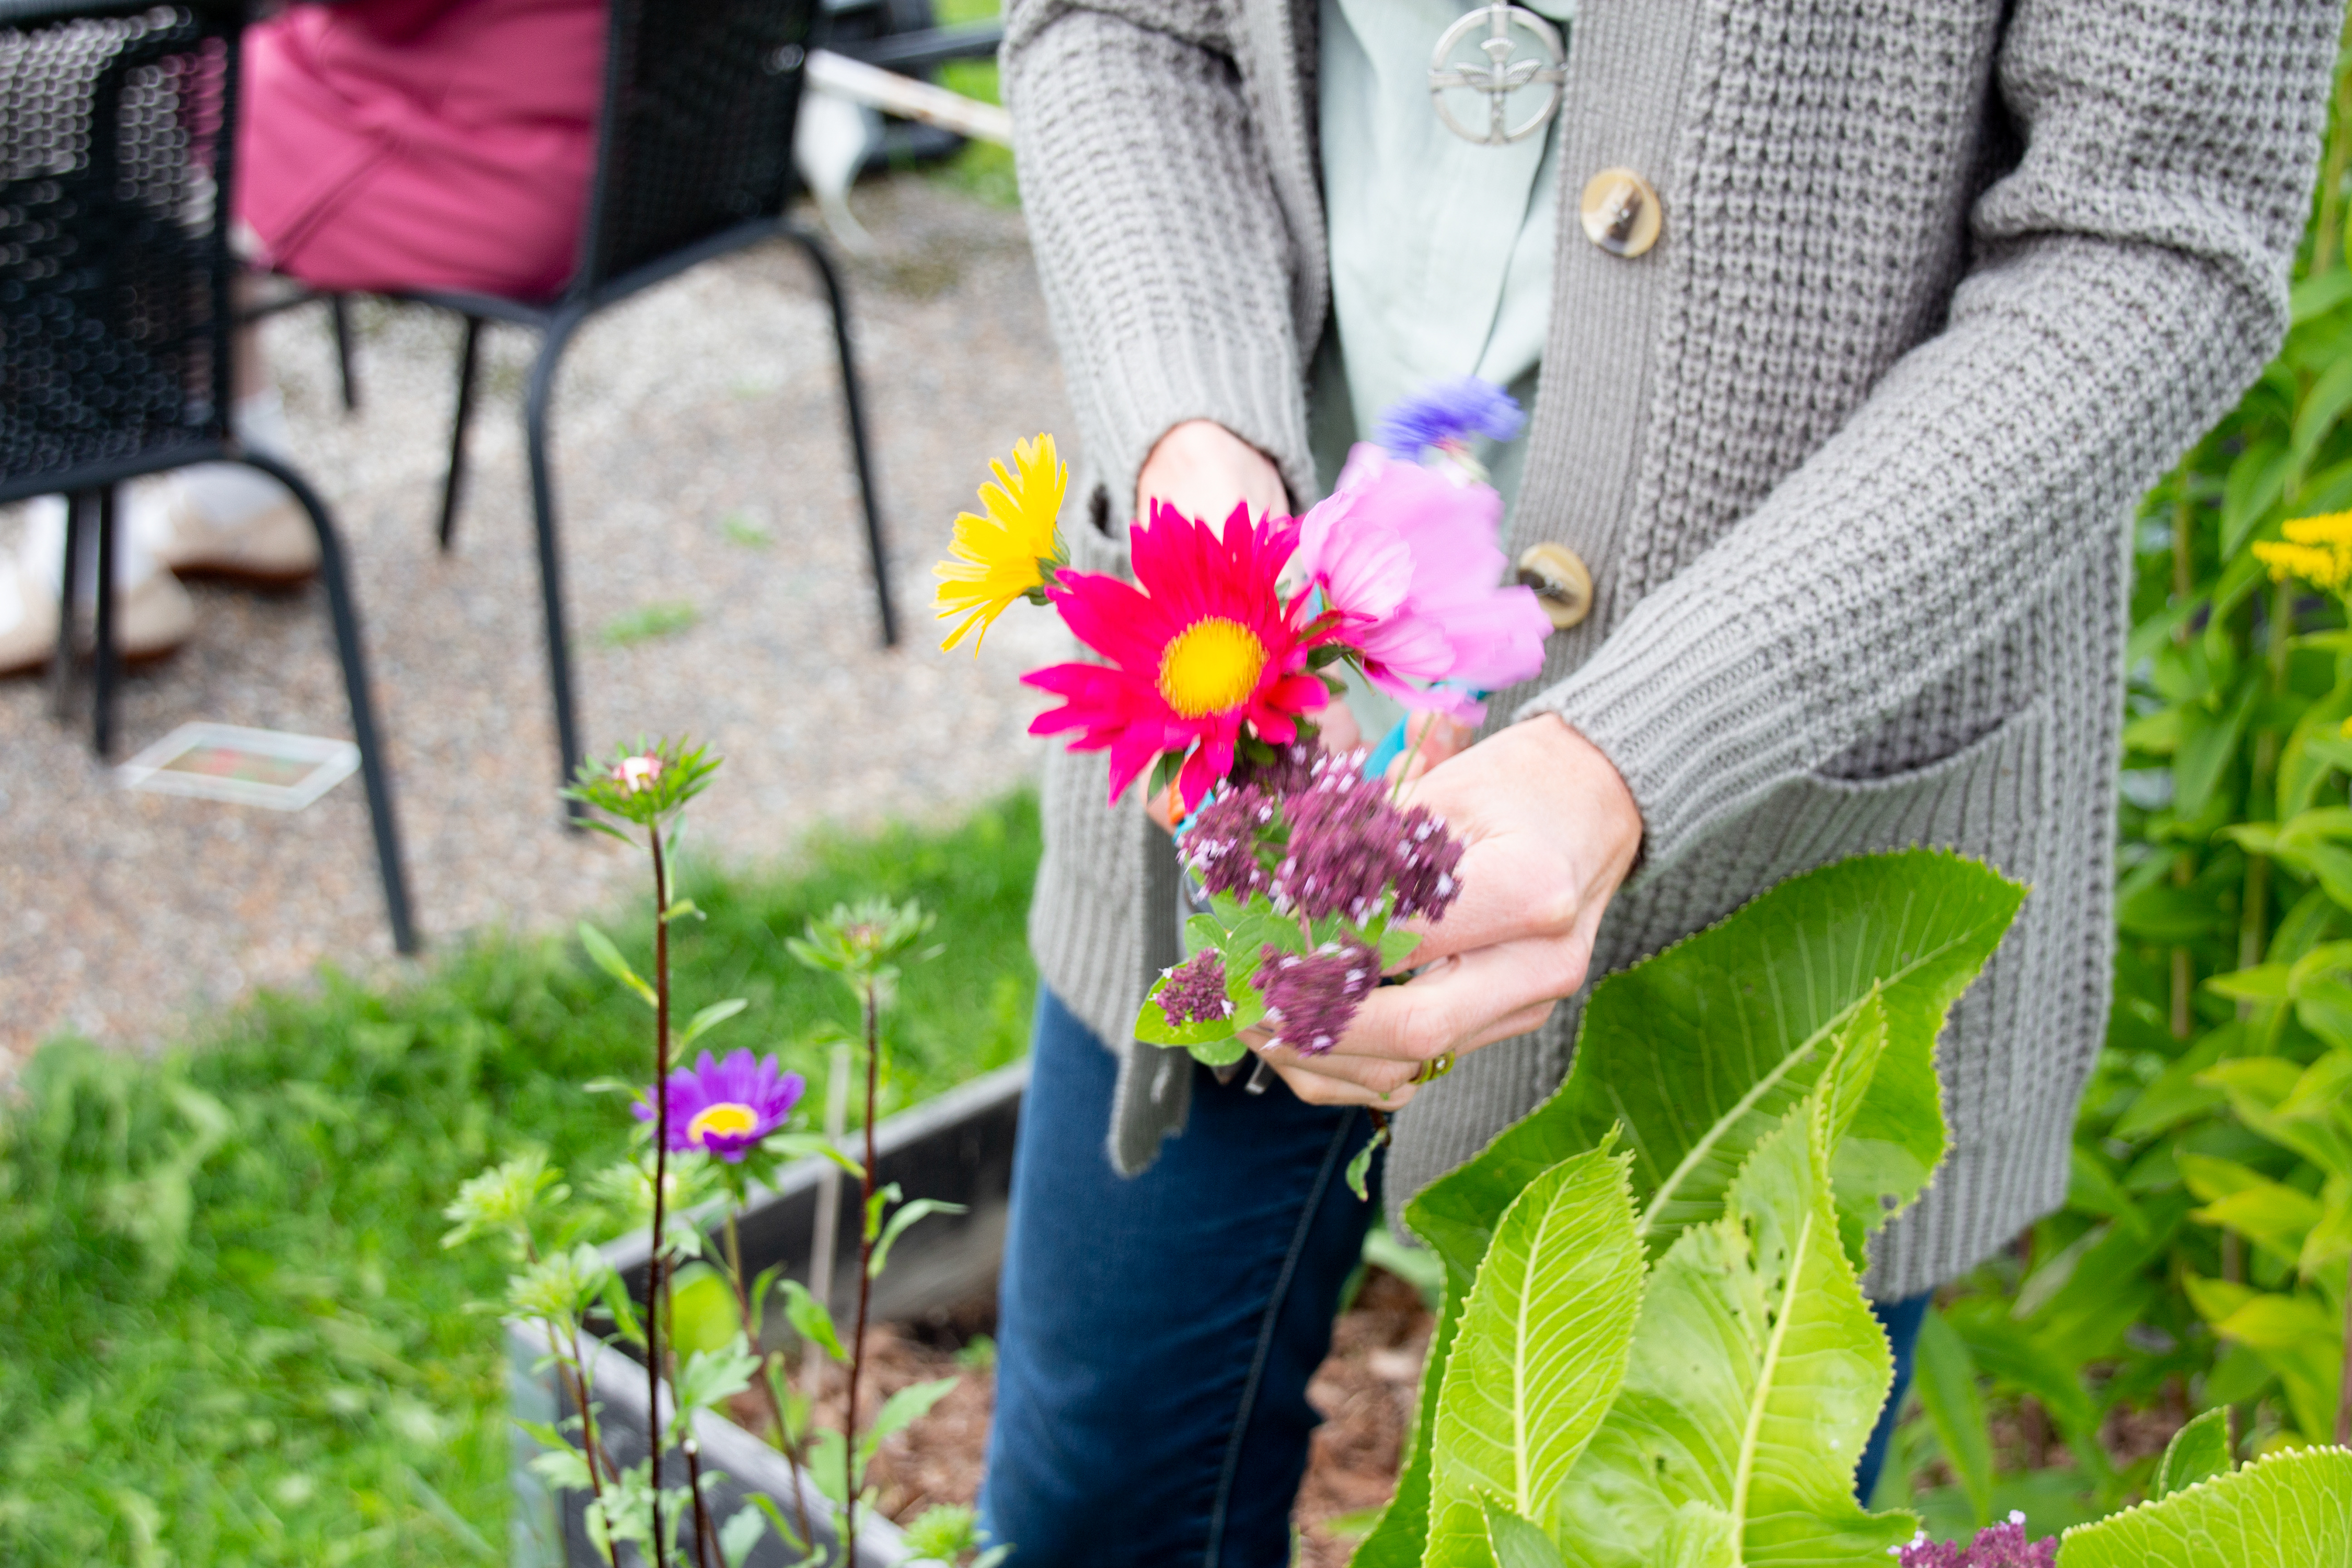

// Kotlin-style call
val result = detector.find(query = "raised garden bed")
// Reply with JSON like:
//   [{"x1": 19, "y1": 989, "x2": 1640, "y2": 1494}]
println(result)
[{"x1": 508, "y1": 1062, "x2": 1027, "y2": 1567}]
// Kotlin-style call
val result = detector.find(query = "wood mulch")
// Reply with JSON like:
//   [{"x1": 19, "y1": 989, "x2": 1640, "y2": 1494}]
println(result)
[{"x1": 723, "y1": 1266, "x2": 1436, "y2": 1551}]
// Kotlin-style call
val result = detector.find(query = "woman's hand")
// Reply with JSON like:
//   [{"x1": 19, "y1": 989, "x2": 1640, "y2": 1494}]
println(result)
[
  {"x1": 1249, "y1": 714, "x2": 1643, "y2": 1108},
  {"x1": 1135, "y1": 420, "x2": 1288, "y2": 534}
]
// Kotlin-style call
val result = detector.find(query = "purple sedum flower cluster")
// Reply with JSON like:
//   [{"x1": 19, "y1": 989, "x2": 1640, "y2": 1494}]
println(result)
[
  {"x1": 1374, "y1": 375, "x2": 1526, "y2": 459},
  {"x1": 1254, "y1": 939, "x2": 1380, "y2": 1056},
  {"x1": 1184, "y1": 747, "x2": 1465, "y2": 927},
  {"x1": 1894, "y1": 1514, "x2": 2056, "y2": 1568},
  {"x1": 1157, "y1": 949, "x2": 1233, "y2": 1028}
]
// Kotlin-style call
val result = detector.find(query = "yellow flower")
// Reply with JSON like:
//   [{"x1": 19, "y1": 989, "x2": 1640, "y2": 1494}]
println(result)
[
  {"x1": 2253, "y1": 511, "x2": 2352, "y2": 593},
  {"x1": 934, "y1": 433, "x2": 1068, "y2": 652}
]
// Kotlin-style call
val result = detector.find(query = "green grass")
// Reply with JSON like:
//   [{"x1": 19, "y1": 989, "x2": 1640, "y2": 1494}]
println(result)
[
  {"x1": 927, "y1": 0, "x2": 1019, "y2": 210},
  {"x1": 0, "y1": 793, "x2": 1040, "y2": 1565},
  {"x1": 598, "y1": 600, "x2": 700, "y2": 648}
]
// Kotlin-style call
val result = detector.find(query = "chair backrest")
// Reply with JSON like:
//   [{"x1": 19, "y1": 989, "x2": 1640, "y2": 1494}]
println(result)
[
  {"x1": 572, "y1": 0, "x2": 822, "y2": 297},
  {"x1": 0, "y1": 1, "x2": 238, "y2": 501}
]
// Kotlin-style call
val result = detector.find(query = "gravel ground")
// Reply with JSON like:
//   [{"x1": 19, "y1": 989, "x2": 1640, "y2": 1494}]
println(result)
[{"x1": 0, "y1": 177, "x2": 1069, "y2": 1065}]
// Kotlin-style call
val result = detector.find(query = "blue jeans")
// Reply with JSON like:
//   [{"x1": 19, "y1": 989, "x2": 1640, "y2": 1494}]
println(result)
[
  {"x1": 979, "y1": 991, "x2": 1929, "y2": 1560},
  {"x1": 1858, "y1": 1290, "x2": 1932, "y2": 1505},
  {"x1": 980, "y1": 990, "x2": 1380, "y2": 1567}
]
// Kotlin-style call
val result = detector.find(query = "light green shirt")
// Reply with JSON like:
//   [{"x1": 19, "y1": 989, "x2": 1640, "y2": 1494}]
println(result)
[
  {"x1": 1313, "y1": 0, "x2": 1572, "y2": 511},
  {"x1": 1312, "y1": 0, "x2": 1571, "y2": 733}
]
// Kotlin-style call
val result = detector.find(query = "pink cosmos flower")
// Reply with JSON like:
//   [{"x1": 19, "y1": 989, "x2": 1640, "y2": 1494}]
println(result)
[
  {"x1": 1291, "y1": 444, "x2": 1551, "y2": 722},
  {"x1": 1024, "y1": 501, "x2": 1332, "y2": 813}
]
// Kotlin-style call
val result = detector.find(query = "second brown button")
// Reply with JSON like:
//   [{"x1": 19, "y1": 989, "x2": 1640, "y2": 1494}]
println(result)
[
  {"x1": 1579, "y1": 167, "x2": 1662, "y2": 259},
  {"x1": 1516, "y1": 541, "x2": 1593, "y2": 630}
]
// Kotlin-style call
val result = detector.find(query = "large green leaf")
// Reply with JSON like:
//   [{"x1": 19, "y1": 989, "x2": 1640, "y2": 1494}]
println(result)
[
  {"x1": 1424, "y1": 1146, "x2": 1644, "y2": 1558},
  {"x1": 1912, "y1": 1308, "x2": 1994, "y2": 1527},
  {"x1": 2056, "y1": 1447, "x2": 2352, "y2": 1566},
  {"x1": 1409, "y1": 851, "x2": 2017, "y2": 1284},
  {"x1": 1550, "y1": 1095, "x2": 1916, "y2": 1567}
]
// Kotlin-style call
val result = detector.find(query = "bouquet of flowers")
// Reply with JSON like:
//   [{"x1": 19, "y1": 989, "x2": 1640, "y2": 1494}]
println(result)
[{"x1": 936, "y1": 380, "x2": 1550, "y2": 1135}]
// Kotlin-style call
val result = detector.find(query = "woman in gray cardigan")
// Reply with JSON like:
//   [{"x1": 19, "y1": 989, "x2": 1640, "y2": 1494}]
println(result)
[{"x1": 978, "y1": 2, "x2": 2338, "y2": 1562}]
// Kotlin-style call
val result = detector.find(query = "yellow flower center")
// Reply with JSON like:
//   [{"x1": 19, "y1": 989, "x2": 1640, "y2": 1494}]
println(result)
[
  {"x1": 1158, "y1": 618, "x2": 1267, "y2": 718},
  {"x1": 686, "y1": 1102, "x2": 760, "y2": 1145}
]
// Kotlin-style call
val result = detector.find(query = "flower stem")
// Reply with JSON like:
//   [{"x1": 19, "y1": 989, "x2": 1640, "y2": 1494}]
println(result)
[
  {"x1": 842, "y1": 978, "x2": 883, "y2": 1568},
  {"x1": 727, "y1": 1208, "x2": 815, "y2": 1550},
  {"x1": 648, "y1": 825, "x2": 674, "y2": 1568}
]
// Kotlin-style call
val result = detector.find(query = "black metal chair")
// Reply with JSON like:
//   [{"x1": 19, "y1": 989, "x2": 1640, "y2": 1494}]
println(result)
[
  {"x1": 406, "y1": 0, "x2": 901, "y2": 805},
  {"x1": 0, "y1": 0, "x2": 417, "y2": 953}
]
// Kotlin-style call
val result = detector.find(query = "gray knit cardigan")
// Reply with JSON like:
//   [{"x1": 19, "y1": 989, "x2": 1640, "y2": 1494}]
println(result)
[{"x1": 1002, "y1": 0, "x2": 2338, "y2": 1298}]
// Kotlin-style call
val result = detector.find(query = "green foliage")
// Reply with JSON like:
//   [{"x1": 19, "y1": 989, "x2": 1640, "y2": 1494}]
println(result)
[
  {"x1": 0, "y1": 793, "x2": 1039, "y2": 1565},
  {"x1": 1359, "y1": 853, "x2": 2016, "y2": 1567},
  {"x1": 1901, "y1": 45, "x2": 2352, "y2": 1503},
  {"x1": 2054, "y1": 1447, "x2": 2352, "y2": 1566},
  {"x1": 598, "y1": 600, "x2": 701, "y2": 648},
  {"x1": 1352, "y1": 851, "x2": 2023, "y2": 1568},
  {"x1": 2151, "y1": 1408, "x2": 2233, "y2": 1501}
]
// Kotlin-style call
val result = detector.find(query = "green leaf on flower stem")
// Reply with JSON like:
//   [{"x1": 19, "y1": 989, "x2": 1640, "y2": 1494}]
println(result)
[
  {"x1": 2181, "y1": 1276, "x2": 2344, "y2": 1443},
  {"x1": 868, "y1": 1197, "x2": 967, "y2": 1278},
  {"x1": 1344, "y1": 1125, "x2": 1386, "y2": 1202},
  {"x1": 1477, "y1": 1496, "x2": 1567, "y2": 1568},
  {"x1": 2151, "y1": 1408, "x2": 2234, "y2": 1501},
  {"x1": 780, "y1": 1279, "x2": 845, "y2": 1361},
  {"x1": 2278, "y1": 681, "x2": 2352, "y2": 820},
  {"x1": 577, "y1": 922, "x2": 657, "y2": 1009},
  {"x1": 2200, "y1": 1053, "x2": 2352, "y2": 1181},
  {"x1": 719, "y1": 1503, "x2": 769, "y2": 1568},
  {"x1": 863, "y1": 1182, "x2": 902, "y2": 1243},
  {"x1": 763, "y1": 1132, "x2": 863, "y2": 1179},
  {"x1": 1913, "y1": 1308, "x2": 1996, "y2": 1529},
  {"x1": 747, "y1": 1494, "x2": 804, "y2": 1557},
  {"x1": 1547, "y1": 1094, "x2": 1916, "y2": 1567},
  {"x1": 1424, "y1": 1145, "x2": 1643, "y2": 1550},
  {"x1": 859, "y1": 1377, "x2": 960, "y2": 1468},
  {"x1": 676, "y1": 998, "x2": 746, "y2": 1050},
  {"x1": 2174, "y1": 676, "x2": 2260, "y2": 823},
  {"x1": 2056, "y1": 1447, "x2": 2352, "y2": 1567},
  {"x1": 806, "y1": 1427, "x2": 849, "y2": 1509},
  {"x1": 2182, "y1": 1152, "x2": 2324, "y2": 1261},
  {"x1": 671, "y1": 1336, "x2": 759, "y2": 1418},
  {"x1": 2293, "y1": 354, "x2": 2352, "y2": 477},
  {"x1": 2220, "y1": 434, "x2": 2289, "y2": 558},
  {"x1": 2111, "y1": 1025, "x2": 2242, "y2": 1141}
]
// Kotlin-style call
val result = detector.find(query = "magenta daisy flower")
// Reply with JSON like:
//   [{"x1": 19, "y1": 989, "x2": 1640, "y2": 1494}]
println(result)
[
  {"x1": 1024, "y1": 501, "x2": 1333, "y2": 813},
  {"x1": 635, "y1": 1048, "x2": 806, "y2": 1161}
]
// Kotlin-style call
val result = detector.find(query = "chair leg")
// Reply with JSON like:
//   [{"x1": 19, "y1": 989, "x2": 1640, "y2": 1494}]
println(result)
[
  {"x1": 91, "y1": 486, "x2": 118, "y2": 758},
  {"x1": 438, "y1": 315, "x2": 483, "y2": 552},
  {"x1": 49, "y1": 490, "x2": 83, "y2": 721},
  {"x1": 233, "y1": 450, "x2": 420, "y2": 955},
  {"x1": 329, "y1": 295, "x2": 360, "y2": 412},
  {"x1": 786, "y1": 227, "x2": 898, "y2": 649},
  {"x1": 524, "y1": 314, "x2": 588, "y2": 815}
]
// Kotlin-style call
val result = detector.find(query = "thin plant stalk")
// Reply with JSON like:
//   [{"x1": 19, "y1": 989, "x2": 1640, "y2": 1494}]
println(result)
[
  {"x1": 805, "y1": 1041, "x2": 851, "y2": 1388},
  {"x1": 648, "y1": 827, "x2": 675, "y2": 1568},
  {"x1": 841, "y1": 977, "x2": 883, "y2": 1568},
  {"x1": 654, "y1": 1257, "x2": 718, "y2": 1568},
  {"x1": 726, "y1": 1207, "x2": 816, "y2": 1551},
  {"x1": 549, "y1": 1323, "x2": 625, "y2": 1568}
]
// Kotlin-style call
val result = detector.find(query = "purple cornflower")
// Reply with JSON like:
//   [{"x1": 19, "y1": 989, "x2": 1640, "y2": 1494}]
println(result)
[
  {"x1": 1893, "y1": 1514, "x2": 2056, "y2": 1568},
  {"x1": 1183, "y1": 785, "x2": 1282, "y2": 904},
  {"x1": 1254, "y1": 939, "x2": 1379, "y2": 1055},
  {"x1": 635, "y1": 1048, "x2": 805, "y2": 1162},
  {"x1": 1158, "y1": 950, "x2": 1233, "y2": 1028},
  {"x1": 1271, "y1": 757, "x2": 1465, "y2": 925},
  {"x1": 1374, "y1": 377, "x2": 1525, "y2": 459}
]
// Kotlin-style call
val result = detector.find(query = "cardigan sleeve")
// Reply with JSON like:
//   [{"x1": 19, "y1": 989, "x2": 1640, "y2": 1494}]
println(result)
[
  {"x1": 1519, "y1": 0, "x2": 2340, "y2": 873},
  {"x1": 1001, "y1": 0, "x2": 1318, "y2": 562}
]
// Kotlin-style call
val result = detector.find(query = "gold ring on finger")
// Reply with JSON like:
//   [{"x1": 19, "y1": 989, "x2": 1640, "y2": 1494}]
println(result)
[{"x1": 1412, "y1": 1052, "x2": 1456, "y2": 1085}]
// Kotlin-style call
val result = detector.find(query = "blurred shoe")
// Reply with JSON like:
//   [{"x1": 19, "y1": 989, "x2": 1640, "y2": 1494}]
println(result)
[
  {"x1": 0, "y1": 497, "x2": 197, "y2": 676},
  {"x1": 140, "y1": 479, "x2": 319, "y2": 586}
]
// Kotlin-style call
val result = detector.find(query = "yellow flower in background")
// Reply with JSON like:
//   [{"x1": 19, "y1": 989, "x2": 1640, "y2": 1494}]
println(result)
[
  {"x1": 2253, "y1": 509, "x2": 2352, "y2": 593},
  {"x1": 935, "y1": 433, "x2": 1068, "y2": 652}
]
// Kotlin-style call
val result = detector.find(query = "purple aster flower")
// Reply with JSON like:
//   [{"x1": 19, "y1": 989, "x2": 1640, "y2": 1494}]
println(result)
[
  {"x1": 1894, "y1": 1514, "x2": 2056, "y2": 1568},
  {"x1": 1254, "y1": 938, "x2": 1379, "y2": 1055},
  {"x1": 635, "y1": 1048, "x2": 805, "y2": 1162},
  {"x1": 1269, "y1": 756, "x2": 1465, "y2": 926},
  {"x1": 1158, "y1": 950, "x2": 1233, "y2": 1028},
  {"x1": 1374, "y1": 377, "x2": 1525, "y2": 459}
]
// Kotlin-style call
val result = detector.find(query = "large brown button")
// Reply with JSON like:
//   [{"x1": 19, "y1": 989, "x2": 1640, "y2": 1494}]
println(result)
[
  {"x1": 1579, "y1": 167, "x2": 1662, "y2": 258},
  {"x1": 1517, "y1": 541, "x2": 1593, "y2": 629}
]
